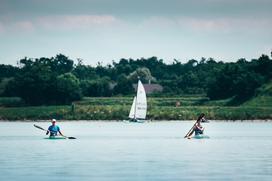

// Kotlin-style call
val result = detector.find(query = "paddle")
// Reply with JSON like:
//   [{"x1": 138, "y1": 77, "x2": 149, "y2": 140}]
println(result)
[
  {"x1": 184, "y1": 122, "x2": 197, "y2": 138},
  {"x1": 184, "y1": 118, "x2": 209, "y2": 138},
  {"x1": 33, "y1": 124, "x2": 76, "y2": 139}
]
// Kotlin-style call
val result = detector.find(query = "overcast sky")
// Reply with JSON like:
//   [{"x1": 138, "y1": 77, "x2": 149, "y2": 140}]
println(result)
[{"x1": 0, "y1": 0, "x2": 271, "y2": 65}]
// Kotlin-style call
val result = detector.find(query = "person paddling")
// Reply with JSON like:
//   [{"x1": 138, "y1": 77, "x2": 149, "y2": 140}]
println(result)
[
  {"x1": 194, "y1": 113, "x2": 205, "y2": 136},
  {"x1": 185, "y1": 113, "x2": 207, "y2": 138},
  {"x1": 46, "y1": 119, "x2": 63, "y2": 137}
]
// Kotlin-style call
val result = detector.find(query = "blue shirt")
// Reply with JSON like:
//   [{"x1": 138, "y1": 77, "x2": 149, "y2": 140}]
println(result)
[{"x1": 48, "y1": 125, "x2": 60, "y2": 136}]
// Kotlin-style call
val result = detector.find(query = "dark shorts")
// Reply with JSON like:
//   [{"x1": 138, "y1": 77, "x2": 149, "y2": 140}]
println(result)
[
  {"x1": 195, "y1": 129, "x2": 203, "y2": 135},
  {"x1": 50, "y1": 132, "x2": 58, "y2": 136}
]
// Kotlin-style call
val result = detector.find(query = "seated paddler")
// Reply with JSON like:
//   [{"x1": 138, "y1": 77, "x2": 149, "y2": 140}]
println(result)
[{"x1": 46, "y1": 119, "x2": 63, "y2": 137}]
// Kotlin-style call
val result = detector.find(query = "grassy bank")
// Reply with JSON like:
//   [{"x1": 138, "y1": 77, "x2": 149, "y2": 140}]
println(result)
[{"x1": 0, "y1": 96, "x2": 271, "y2": 120}]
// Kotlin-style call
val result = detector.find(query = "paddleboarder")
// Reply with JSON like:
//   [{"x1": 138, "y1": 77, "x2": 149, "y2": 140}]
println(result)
[
  {"x1": 46, "y1": 119, "x2": 63, "y2": 137},
  {"x1": 185, "y1": 113, "x2": 207, "y2": 138},
  {"x1": 194, "y1": 113, "x2": 205, "y2": 135}
]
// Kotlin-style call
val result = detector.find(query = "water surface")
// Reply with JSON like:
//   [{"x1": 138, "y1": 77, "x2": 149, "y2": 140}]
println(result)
[{"x1": 0, "y1": 121, "x2": 271, "y2": 181}]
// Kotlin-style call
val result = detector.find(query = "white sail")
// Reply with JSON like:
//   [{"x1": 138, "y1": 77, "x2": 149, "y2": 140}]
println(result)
[
  {"x1": 134, "y1": 80, "x2": 147, "y2": 119},
  {"x1": 129, "y1": 97, "x2": 136, "y2": 119}
]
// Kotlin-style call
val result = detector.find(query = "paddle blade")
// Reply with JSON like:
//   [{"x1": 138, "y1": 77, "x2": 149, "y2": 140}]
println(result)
[
  {"x1": 34, "y1": 124, "x2": 46, "y2": 131},
  {"x1": 201, "y1": 119, "x2": 209, "y2": 123},
  {"x1": 67, "y1": 137, "x2": 76, "y2": 139}
]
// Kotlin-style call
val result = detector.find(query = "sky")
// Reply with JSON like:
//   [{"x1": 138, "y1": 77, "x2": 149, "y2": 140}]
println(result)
[{"x1": 0, "y1": 0, "x2": 271, "y2": 66}]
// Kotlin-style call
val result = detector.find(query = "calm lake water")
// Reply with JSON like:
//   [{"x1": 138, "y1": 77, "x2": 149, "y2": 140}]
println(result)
[{"x1": 0, "y1": 121, "x2": 272, "y2": 181}]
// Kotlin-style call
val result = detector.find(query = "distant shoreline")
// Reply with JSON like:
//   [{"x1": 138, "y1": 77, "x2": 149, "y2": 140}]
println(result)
[
  {"x1": 1, "y1": 105, "x2": 271, "y2": 120},
  {"x1": 1, "y1": 97, "x2": 271, "y2": 120},
  {"x1": 1, "y1": 119, "x2": 272, "y2": 122}
]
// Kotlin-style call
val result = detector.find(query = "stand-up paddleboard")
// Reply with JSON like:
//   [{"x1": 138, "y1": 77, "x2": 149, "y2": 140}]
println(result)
[
  {"x1": 191, "y1": 134, "x2": 210, "y2": 139},
  {"x1": 44, "y1": 136, "x2": 67, "y2": 140}
]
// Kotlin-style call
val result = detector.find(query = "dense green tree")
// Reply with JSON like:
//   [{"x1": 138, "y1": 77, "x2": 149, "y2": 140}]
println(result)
[
  {"x1": 113, "y1": 74, "x2": 134, "y2": 95},
  {"x1": 0, "y1": 78, "x2": 13, "y2": 95},
  {"x1": 251, "y1": 55, "x2": 272, "y2": 80},
  {"x1": 9, "y1": 58, "x2": 53, "y2": 105},
  {"x1": 207, "y1": 62, "x2": 266, "y2": 101},
  {"x1": 56, "y1": 73, "x2": 82, "y2": 104},
  {"x1": 4, "y1": 56, "x2": 80, "y2": 105},
  {"x1": 73, "y1": 65, "x2": 97, "y2": 80},
  {"x1": 128, "y1": 67, "x2": 156, "y2": 83},
  {"x1": 114, "y1": 59, "x2": 133, "y2": 76},
  {"x1": 51, "y1": 54, "x2": 74, "y2": 74},
  {"x1": 0, "y1": 64, "x2": 18, "y2": 80},
  {"x1": 1, "y1": 53, "x2": 271, "y2": 105},
  {"x1": 81, "y1": 77, "x2": 112, "y2": 97}
]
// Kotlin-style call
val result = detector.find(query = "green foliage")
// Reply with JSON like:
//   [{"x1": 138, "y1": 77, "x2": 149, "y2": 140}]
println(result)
[
  {"x1": 207, "y1": 57, "x2": 270, "y2": 102},
  {"x1": 0, "y1": 64, "x2": 18, "y2": 80},
  {"x1": 3, "y1": 55, "x2": 81, "y2": 105},
  {"x1": 1, "y1": 53, "x2": 271, "y2": 105},
  {"x1": 251, "y1": 55, "x2": 272, "y2": 80},
  {"x1": 81, "y1": 77, "x2": 112, "y2": 97},
  {"x1": 5, "y1": 58, "x2": 54, "y2": 105},
  {"x1": 243, "y1": 81, "x2": 272, "y2": 107},
  {"x1": 56, "y1": 73, "x2": 82, "y2": 104},
  {"x1": 0, "y1": 105, "x2": 70, "y2": 120},
  {"x1": 243, "y1": 96, "x2": 272, "y2": 107},
  {"x1": 1, "y1": 96, "x2": 271, "y2": 120},
  {"x1": 72, "y1": 64, "x2": 97, "y2": 80},
  {"x1": 51, "y1": 54, "x2": 74, "y2": 74},
  {"x1": 255, "y1": 80, "x2": 272, "y2": 96},
  {"x1": 113, "y1": 74, "x2": 134, "y2": 95},
  {"x1": 0, "y1": 97, "x2": 25, "y2": 107},
  {"x1": 0, "y1": 78, "x2": 13, "y2": 95},
  {"x1": 128, "y1": 67, "x2": 156, "y2": 83}
]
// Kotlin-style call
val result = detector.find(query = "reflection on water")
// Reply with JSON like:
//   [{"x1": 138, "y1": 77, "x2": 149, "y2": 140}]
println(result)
[{"x1": 0, "y1": 121, "x2": 272, "y2": 181}]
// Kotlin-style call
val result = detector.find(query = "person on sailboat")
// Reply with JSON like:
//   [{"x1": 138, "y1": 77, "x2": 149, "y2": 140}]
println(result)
[{"x1": 46, "y1": 119, "x2": 63, "y2": 137}]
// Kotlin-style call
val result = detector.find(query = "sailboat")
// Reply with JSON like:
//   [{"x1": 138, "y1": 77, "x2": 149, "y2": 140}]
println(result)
[{"x1": 128, "y1": 80, "x2": 147, "y2": 123}]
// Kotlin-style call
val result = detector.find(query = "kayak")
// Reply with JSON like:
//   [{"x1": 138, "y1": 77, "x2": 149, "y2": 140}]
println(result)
[
  {"x1": 44, "y1": 136, "x2": 66, "y2": 140},
  {"x1": 192, "y1": 134, "x2": 210, "y2": 139},
  {"x1": 123, "y1": 119, "x2": 146, "y2": 123}
]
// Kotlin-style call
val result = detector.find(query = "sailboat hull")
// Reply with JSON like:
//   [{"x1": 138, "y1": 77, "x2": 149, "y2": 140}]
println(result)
[
  {"x1": 130, "y1": 118, "x2": 145, "y2": 123},
  {"x1": 123, "y1": 119, "x2": 146, "y2": 123}
]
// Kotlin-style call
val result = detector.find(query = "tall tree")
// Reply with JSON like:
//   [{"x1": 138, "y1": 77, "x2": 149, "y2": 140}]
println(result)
[{"x1": 56, "y1": 73, "x2": 82, "y2": 104}]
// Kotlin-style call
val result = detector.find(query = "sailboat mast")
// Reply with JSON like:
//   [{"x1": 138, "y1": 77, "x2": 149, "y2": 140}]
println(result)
[{"x1": 133, "y1": 80, "x2": 139, "y2": 120}]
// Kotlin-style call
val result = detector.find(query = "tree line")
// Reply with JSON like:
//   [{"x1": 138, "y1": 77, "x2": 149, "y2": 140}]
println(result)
[{"x1": 0, "y1": 53, "x2": 271, "y2": 105}]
